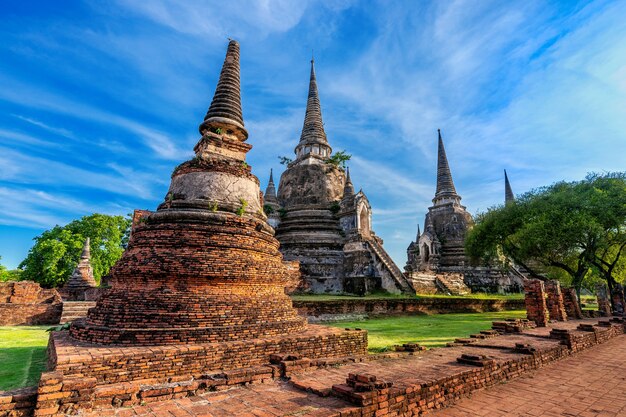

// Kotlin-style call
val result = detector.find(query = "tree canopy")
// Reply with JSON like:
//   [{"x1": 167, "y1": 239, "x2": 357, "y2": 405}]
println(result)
[
  {"x1": 19, "y1": 213, "x2": 131, "y2": 288},
  {"x1": 466, "y1": 173, "x2": 626, "y2": 296},
  {"x1": 0, "y1": 257, "x2": 23, "y2": 282}
]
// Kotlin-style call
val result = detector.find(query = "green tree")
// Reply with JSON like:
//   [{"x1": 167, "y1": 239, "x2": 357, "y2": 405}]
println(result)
[
  {"x1": 324, "y1": 150, "x2": 351, "y2": 170},
  {"x1": 0, "y1": 257, "x2": 24, "y2": 282},
  {"x1": 466, "y1": 173, "x2": 626, "y2": 301},
  {"x1": 19, "y1": 213, "x2": 131, "y2": 288}
]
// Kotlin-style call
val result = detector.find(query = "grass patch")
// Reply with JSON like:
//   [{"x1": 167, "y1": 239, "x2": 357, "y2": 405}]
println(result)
[
  {"x1": 0, "y1": 326, "x2": 50, "y2": 391},
  {"x1": 327, "y1": 310, "x2": 526, "y2": 352},
  {"x1": 290, "y1": 292, "x2": 523, "y2": 302}
]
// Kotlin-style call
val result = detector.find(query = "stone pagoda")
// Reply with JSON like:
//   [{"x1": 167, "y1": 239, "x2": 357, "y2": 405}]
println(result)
[
  {"x1": 270, "y1": 59, "x2": 413, "y2": 296},
  {"x1": 67, "y1": 40, "x2": 366, "y2": 355},
  {"x1": 405, "y1": 130, "x2": 524, "y2": 294},
  {"x1": 60, "y1": 237, "x2": 97, "y2": 301}
]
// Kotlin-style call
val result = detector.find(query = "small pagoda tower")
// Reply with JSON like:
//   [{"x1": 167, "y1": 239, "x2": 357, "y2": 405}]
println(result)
[
  {"x1": 69, "y1": 42, "x2": 366, "y2": 352},
  {"x1": 263, "y1": 169, "x2": 281, "y2": 228},
  {"x1": 61, "y1": 238, "x2": 97, "y2": 300},
  {"x1": 271, "y1": 59, "x2": 413, "y2": 295},
  {"x1": 504, "y1": 169, "x2": 515, "y2": 205}
]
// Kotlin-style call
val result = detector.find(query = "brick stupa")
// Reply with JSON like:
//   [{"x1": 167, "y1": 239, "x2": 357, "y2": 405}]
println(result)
[
  {"x1": 60, "y1": 237, "x2": 97, "y2": 301},
  {"x1": 67, "y1": 41, "x2": 366, "y2": 352}
]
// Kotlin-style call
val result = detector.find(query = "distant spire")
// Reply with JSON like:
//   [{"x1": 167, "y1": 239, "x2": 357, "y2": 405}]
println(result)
[
  {"x1": 343, "y1": 167, "x2": 355, "y2": 197},
  {"x1": 199, "y1": 39, "x2": 247, "y2": 139},
  {"x1": 81, "y1": 237, "x2": 90, "y2": 260},
  {"x1": 416, "y1": 224, "x2": 421, "y2": 241},
  {"x1": 434, "y1": 129, "x2": 459, "y2": 203},
  {"x1": 298, "y1": 59, "x2": 328, "y2": 147},
  {"x1": 504, "y1": 169, "x2": 515, "y2": 205},
  {"x1": 265, "y1": 168, "x2": 278, "y2": 202}
]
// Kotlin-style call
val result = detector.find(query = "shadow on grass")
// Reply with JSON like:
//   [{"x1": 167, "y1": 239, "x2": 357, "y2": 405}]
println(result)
[{"x1": 0, "y1": 346, "x2": 48, "y2": 391}]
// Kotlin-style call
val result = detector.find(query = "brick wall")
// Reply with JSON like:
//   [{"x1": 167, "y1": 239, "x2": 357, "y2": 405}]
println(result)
[
  {"x1": 0, "y1": 281, "x2": 62, "y2": 326},
  {"x1": 293, "y1": 297, "x2": 525, "y2": 322}
]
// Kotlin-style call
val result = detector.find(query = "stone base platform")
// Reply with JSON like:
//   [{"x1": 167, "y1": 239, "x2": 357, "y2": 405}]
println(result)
[
  {"x1": 66, "y1": 318, "x2": 625, "y2": 417},
  {"x1": 27, "y1": 325, "x2": 366, "y2": 416}
]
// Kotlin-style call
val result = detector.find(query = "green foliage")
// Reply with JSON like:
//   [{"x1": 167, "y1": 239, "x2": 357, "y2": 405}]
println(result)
[
  {"x1": 236, "y1": 198, "x2": 248, "y2": 216},
  {"x1": 278, "y1": 156, "x2": 293, "y2": 165},
  {"x1": 327, "y1": 311, "x2": 525, "y2": 352},
  {"x1": 324, "y1": 150, "x2": 351, "y2": 170},
  {"x1": 329, "y1": 201, "x2": 341, "y2": 214},
  {"x1": 0, "y1": 326, "x2": 50, "y2": 390},
  {"x1": 210, "y1": 127, "x2": 223, "y2": 135},
  {"x1": 466, "y1": 172, "x2": 626, "y2": 296},
  {"x1": 263, "y1": 204, "x2": 274, "y2": 215},
  {"x1": 209, "y1": 201, "x2": 218, "y2": 212},
  {"x1": 19, "y1": 213, "x2": 131, "y2": 288},
  {"x1": 0, "y1": 257, "x2": 17, "y2": 282}
]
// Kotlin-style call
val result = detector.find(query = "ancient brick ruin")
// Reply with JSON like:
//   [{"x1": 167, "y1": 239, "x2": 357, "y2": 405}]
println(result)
[
  {"x1": 0, "y1": 281, "x2": 62, "y2": 325},
  {"x1": 524, "y1": 279, "x2": 550, "y2": 326},
  {"x1": 59, "y1": 238, "x2": 97, "y2": 301},
  {"x1": 545, "y1": 280, "x2": 568, "y2": 321},
  {"x1": 268, "y1": 59, "x2": 413, "y2": 296},
  {"x1": 596, "y1": 283, "x2": 612, "y2": 316},
  {"x1": 405, "y1": 133, "x2": 525, "y2": 294},
  {"x1": 28, "y1": 40, "x2": 368, "y2": 416},
  {"x1": 562, "y1": 286, "x2": 583, "y2": 319}
]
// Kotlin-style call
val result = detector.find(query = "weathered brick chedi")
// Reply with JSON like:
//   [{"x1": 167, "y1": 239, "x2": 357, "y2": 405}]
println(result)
[
  {"x1": 32, "y1": 40, "x2": 368, "y2": 416},
  {"x1": 405, "y1": 133, "x2": 525, "y2": 294},
  {"x1": 59, "y1": 238, "x2": 97, "y2": 301},
  {"x1": 269, "y1": 59, "x2": 413, "y2": 295}
]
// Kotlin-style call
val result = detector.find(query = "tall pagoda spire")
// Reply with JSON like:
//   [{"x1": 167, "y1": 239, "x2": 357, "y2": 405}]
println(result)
[
  {"x1": 504, "y1": 169, "x2": 515, "y2": 205},
  {"x1": 265, "y1": 168, "x2": 278, "y2": 202},
  {"x1": 295, "y1": 58, "x2": 331, "y2": 158},
  {"x1": 433, "y1": 129, "x2": 459, "y2": 204},
  {"x1": 199, "y1": 39, "x2": 247, "y2": 140}
]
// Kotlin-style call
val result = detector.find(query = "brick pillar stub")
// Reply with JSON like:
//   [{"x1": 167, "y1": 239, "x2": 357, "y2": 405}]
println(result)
[
  {"x1": 596, "y1": 283, "x2": 611, "y2": 317},
  {"x1": 545, "y1": 280, "x2": 567, "y2": 321},
  {"x1": 562, "y1": 287, "x2": 583, "y2": 319},
  {"x1": 524, "y1": 279, "x2": 549, "y2": 327}
]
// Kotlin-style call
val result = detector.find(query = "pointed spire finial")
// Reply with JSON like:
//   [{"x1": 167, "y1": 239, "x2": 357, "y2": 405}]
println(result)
[
  {"x1": 265, "y1": 168, "x2": 277, "y2": 201},
  {"x1": 199, "y1": 39, "x2": 248, "y2": 140},
  {"x1": 81, "y1": 237, "x2": 91, "y2": 260},
  {"x1": 434, "y1": 129, "x2": 459, "y2": 203},
  {"x1": 416, "y1": 224, "x2": 421, "y2": 241},
  {"x1": 343, "y1": 167, "x2": 355, "y2": 197},
  {"x1": 504, "y1": 169, "x2": 515, "y2": 205},
  {"x1": 296, "y1": 58, "x2": 330, "y2": 153}
]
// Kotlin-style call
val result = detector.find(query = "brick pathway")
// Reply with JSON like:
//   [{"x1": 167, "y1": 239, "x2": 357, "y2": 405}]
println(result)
[
  {"x1": 431, "y1": 335, "x2": 626, "y2": 417},
  {"x1": 78, "y1": 323, "x2": 626, "y2": 417}
]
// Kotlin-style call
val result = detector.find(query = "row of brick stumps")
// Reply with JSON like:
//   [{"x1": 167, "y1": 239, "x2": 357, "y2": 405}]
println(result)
[
  {"x1": 545, "y1": 280, "x2": 568, "y2": 321},
  {"x1": 524, "y1": 279, "x2": 549, "y2": 326},
  {"x1": 562, "y1": 287, "x2": 583, "y2": 319}
]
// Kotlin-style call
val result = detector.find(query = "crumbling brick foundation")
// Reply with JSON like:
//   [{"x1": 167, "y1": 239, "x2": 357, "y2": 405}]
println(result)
[{"x1": 0, "y1": 281, "x2": 62, "y2": 325}]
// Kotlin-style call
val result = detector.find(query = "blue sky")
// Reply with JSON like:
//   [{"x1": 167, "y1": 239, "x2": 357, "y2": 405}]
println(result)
[{"x1": 1, "y1": 0, "x2": 625, "y2": 269}]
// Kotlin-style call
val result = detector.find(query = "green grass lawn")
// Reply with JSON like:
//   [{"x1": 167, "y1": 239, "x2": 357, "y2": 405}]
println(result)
[
  {"x1": 327, "y1": 310, "x2": 526, "y2": 352},
  {"x1": 0, "y1": 326, "x2": 50, "y2": 391},
  {"x1": 290, "y1": 292, "x2": 524, "y2": 302}
]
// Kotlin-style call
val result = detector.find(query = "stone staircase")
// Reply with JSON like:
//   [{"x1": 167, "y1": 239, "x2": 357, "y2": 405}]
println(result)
[
  {"x1": 60, "y1": 301, "x2": 96, "y2": 324},
  {"x1": 435, "y1": 273, "x2": 471, "y2": 295},
  {"x1": 365, "y1": 238, "x2": 414, "y2": 294}
]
